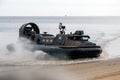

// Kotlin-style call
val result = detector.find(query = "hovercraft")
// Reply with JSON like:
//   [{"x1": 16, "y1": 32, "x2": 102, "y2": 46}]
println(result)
[{"x1": 19, "y1": 22, "x2": 102, "y2": 59}]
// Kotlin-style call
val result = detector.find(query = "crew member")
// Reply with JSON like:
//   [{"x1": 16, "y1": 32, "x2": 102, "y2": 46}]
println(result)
[{"x1": 59, "y1": 23, "x2": 65, "y2": 34}]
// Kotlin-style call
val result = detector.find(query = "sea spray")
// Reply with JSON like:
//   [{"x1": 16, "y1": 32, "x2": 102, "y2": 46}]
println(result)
[
  {"x1": 0, "y1": 30, "x2": 119, "y2": 65},
  {"x1": 0, "y1": 38, "x2": 50, "y2": 61}
]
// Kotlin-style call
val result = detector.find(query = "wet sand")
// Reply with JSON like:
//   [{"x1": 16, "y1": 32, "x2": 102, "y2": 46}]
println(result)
[
  {"x1": 0, "y1": 57, "x2": 120, "y2": 80},
  {"x1": 62, "y1": 58, "x2": 120, "y2": 80}
]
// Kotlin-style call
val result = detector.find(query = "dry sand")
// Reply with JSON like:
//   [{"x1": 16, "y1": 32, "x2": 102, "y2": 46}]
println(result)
[{"x1": 0, "y1": 57, "x2": 120, "y2": 80}]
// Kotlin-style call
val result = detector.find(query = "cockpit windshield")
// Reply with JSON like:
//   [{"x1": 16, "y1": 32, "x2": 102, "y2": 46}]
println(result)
[
  {"x1": 68, "y1": 35, "x2": 90, "y2": 41},
  {"x1": 81, "y1": 36, "x2": 89, "y2": 41}
]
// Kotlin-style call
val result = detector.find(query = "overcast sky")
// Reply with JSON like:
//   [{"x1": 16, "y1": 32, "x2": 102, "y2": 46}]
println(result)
[{"x1": 0, "y1": 0, "x2": 120, "y2": 16}]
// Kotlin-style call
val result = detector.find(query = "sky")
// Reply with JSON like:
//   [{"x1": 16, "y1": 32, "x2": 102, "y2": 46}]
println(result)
[{"x1": 0, "y1": 0, "x2": 120, "y2": 16}]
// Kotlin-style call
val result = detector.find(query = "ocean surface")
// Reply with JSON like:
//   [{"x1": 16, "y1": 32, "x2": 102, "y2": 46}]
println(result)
[{"x1": 0, "y1": 16, "x2": 120, "y2": 62}]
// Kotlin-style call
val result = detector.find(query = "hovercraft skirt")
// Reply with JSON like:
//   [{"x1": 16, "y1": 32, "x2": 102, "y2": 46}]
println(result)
[{"x1": 33, "y1": 45, "x2": 102, "y2": 59}]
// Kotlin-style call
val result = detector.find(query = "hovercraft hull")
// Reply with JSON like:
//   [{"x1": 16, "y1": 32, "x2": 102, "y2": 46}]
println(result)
[{"x1": 33, "y1": 45, "x2": 102, "y2": 59}]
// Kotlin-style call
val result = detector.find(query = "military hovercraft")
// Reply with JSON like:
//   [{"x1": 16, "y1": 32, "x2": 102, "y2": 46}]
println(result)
[{"x1": 19, "y1": 22, "x2": 102, "y2": 59}]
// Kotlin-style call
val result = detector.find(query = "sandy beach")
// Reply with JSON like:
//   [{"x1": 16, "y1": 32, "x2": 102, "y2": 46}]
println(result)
[
  {"x1": 0, "y1": 57, "x2": 119, "y2": 80},
  {"x1": 62, "y1": 58, "x2": 120, "y2": 80}
]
